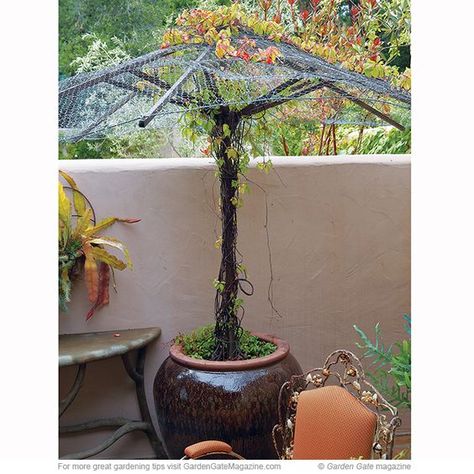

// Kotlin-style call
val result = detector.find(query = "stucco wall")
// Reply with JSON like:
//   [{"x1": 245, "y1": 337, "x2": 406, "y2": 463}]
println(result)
[{"x1": 59, "y1": 155, "x2": 410, "y2": 458}]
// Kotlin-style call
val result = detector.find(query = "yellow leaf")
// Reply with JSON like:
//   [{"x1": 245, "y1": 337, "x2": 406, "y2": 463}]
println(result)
[
  {"x1": 85, "y1": 217, "x2": 139, "y2": 236},
  {"x1": 59, "y1": 170, "x2": 87, "y2": 217},
  {"x1": 85, "y1": 217, "x2": 117, "y2": 236},
  {"x1": 83, "y1": 243, "x2": 98, "y2": 302},
  {"x1": 58, "y1": 183, "x2": 71, "y2": 226},
  {"x1": 399, "y1": 69, "x2": 411, "y2": 90},
  {"x1": 89, "y1": 237, "x2": 132, "y2": 268},
  {"x1": 91, "y1": 247, "x2": 127, "y2": 270},
  {"x1": 215, "y1": 43, "x2": 226, "y2": 59},
  {"x1": 74, "y1": 208, "x2": 93, "y2": 237}
]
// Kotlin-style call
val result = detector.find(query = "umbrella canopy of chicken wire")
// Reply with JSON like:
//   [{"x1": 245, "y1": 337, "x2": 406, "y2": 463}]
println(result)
[{"x1": 59, "y1": 34, "x2": 411, "y2": 142}]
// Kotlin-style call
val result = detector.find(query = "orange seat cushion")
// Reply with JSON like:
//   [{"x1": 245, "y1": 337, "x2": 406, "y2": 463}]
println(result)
[
  {"x1": 292, "y1": 385, "x2": 377, "y2": 460},
  {"x1": 184, "y1": 440, "x2": 233, "y2": 459}
]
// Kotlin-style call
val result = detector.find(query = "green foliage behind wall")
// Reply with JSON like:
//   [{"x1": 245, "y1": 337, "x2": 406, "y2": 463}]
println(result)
[{"x1": 59, "y1": 0, "x2": 230, "y2": 77}]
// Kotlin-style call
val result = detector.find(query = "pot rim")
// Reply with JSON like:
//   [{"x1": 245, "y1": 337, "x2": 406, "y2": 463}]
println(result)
[{"x1": 169, "y1": 332, "x2": 290, "y2": 371}]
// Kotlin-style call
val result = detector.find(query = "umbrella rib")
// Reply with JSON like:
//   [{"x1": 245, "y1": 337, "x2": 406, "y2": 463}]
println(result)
[
  {"x1": 59, "y1": 44, "x2": 200, "y2": 98},
  {"x1": 107, "y1": 78, "x2": 193, "y2": 108},
  {"x1": 240, "y1": 80, "x2": 327, "y2": 117},
  {"x1": 131, "y1": 70, "x2": 202, "y2": 106},
  {"x1": 239, "y1": 78, "x2": 305, "y2": 116},
  {"x1": 325, "y1": 83, "x2": 406, "y2": 131},
  {"x1": 280, "y1": 54, "x2": 411, "y2": 105},
  {"x1": 278, "y1": 55, "x2": 406, "y2": 130},
  {"x1": 138, "y1": 47, "x2": 211, "y2": 128}
]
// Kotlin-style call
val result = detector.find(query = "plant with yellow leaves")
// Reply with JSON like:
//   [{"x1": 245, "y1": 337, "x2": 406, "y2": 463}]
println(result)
[{"x1": 58, "y1": 171, "x2": 140, "y2": 320}]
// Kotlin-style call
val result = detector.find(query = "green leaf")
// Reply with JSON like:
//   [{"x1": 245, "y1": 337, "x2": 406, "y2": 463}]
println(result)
[
  {"x1": 354, "y1": 316, "x2": 411, "y2": 408},
  {"x1": 223, "y1": 123, "x2": 231, "y2": 137},
  {"x1": 226, "y1": 147, "x2": 238, "y2": 159}
]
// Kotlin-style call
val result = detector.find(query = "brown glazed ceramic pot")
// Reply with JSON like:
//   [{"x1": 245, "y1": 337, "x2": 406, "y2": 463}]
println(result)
[{"x1": 153, "y1": 332, "x2": 302, "y2": 459}]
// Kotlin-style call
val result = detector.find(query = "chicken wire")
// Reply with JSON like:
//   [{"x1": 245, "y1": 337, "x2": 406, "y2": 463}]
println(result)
[{"x1": 59, "y1": 36, "x2": 411, "y2": 142}]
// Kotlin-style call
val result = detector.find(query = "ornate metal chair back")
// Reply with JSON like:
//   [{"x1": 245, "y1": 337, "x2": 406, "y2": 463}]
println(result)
[{"x1": 272, "y1": 350, "x2": 401, "y2": 460}]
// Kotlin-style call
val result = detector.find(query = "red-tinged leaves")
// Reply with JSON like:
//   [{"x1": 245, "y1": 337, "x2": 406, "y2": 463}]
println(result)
[
  {"x1": 98, "y1": 263, "x2": 110, "y2": 307},
  {"x1": 260, "y1": 0, "x2": 272, "y2": 12},
  {"x1": 351, "y1": 6, "x2": 360, "y2": 18},
  {"x1": 254, "y1": 45, "x2": 281, "y2": 64},
  {"x1": 86, "y1": 263, "x2": 110, "y2": 321},
  {"x1": 121, "y1": 218, "x2": 141, "y2": 224},
  {"x1": 234, "y1": 48, "x2": 251, "y2": 62},
  {"x1": 373, "y1": 37, "x2": 381, "y2": 47},
  {"x1": 85, "y1": 307, "x2": 95, "y2": 321},
  {"x1": 157, "y1": 2, "x2": 409, "y2": 90},
  {"x1": 370, "y1": 54, "x2": 378, "y2": 61}
]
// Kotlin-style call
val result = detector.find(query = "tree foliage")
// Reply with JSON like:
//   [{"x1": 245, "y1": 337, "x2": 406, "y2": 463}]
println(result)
[
  {"x1": 59, "y1": 0, "x2": 230, "y2": 77},
  {"x1": 59, "y1": 130, "x2": 168, "y2": 160},
  {"x1": 69, "y1": 33, "x2": 131, "y2": 73},
  {"x1": 159, "y1": 1, "x2": 411, "y2": 162},
  {"x1": 161, "y1": 1, "x2": 410, "y2": 89},
  {"x1": 60, "y1": 1, "x2": 411, "y2": 158},
  {"x1": 242, "y1": 0, "x2": 410, "y2": 69}
]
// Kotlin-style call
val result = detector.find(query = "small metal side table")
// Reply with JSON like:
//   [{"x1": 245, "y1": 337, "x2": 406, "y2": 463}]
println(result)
[{"x1": 59, "y1": 327, "x2": 167, "y2": 459}]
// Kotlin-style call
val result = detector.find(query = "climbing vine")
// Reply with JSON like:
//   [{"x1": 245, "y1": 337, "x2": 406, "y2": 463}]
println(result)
[{"x1": 161, "y1": 0, "x2": 410, "y2": 360}]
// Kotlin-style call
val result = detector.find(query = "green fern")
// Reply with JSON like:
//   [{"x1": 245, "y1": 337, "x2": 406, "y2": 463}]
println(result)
[{"x1": 354, "y1": 315, "x2": 411, "y2": 409}]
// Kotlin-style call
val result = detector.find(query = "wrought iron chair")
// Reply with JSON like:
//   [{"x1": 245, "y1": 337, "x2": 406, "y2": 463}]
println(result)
[{"x1": 182, "y1": 350, "x2": 401, "y2": 460}]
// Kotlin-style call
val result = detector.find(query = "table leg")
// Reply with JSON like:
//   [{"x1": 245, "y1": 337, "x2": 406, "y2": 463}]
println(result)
[
  {"x1": 59, "y1": 364, "x2": 86, "y2": 418},
  {"x1": 59, "y1": 350, "x2": 167, "y2": 459},
  {"x1": 121, "y1": 348, "x2": 167, "y2": 459}
]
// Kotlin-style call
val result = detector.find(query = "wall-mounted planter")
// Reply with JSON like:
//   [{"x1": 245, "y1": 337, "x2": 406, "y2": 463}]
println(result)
[{"x1": 153, "y1": 333, "x2": 302, "y2": 459}]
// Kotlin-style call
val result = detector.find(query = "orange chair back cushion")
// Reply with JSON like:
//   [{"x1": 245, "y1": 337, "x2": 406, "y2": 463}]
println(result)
[{"x1": 292, "y1": 385, "x2": 377, "y2": 459}]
